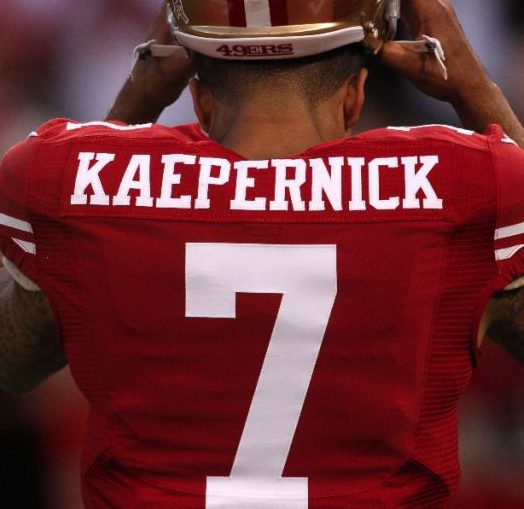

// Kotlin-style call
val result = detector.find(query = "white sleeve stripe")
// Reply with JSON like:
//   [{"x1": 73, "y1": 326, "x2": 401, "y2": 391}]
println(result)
[
  {"x1": 244, "y1": 0, "x2": 271, "y2": 27},
  {"x1": 505, "y1": 275, "x2": 524, "y2": 291},
  {"x1": 2, "y1": 257, "x2": 40, "y2": 292},
  {"x1": 0, "y1": 213, "x2": 34, "y2": 234},
  {"x1": 387, "y1": 124, "x2": 475, "y2": 136},
  {"x1": 12, "y1": 238, "x2": 36, "y2": 255},
  {"x1": 495, "y1": 244, "x2": 524, "y2": 261},
  {"x1": 495, "y1": 221, "x2": 524, "y2": 240},
  {"x1": 501, "y1": 134, "x2": 518, "y2": 146},
  {"x1": 66, "y1": 121, "x2": 152, "y2": 131}
]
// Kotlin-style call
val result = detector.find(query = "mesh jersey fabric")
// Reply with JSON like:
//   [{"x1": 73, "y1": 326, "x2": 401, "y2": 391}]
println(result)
[{"x1": 0, "y1": 119, "x2": 523, "y2": 508}]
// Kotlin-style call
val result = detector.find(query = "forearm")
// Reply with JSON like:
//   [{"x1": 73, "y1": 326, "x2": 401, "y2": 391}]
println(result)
[
  {"x1": 105, "y1": 79, "x2": 165, "y2": 124},
  {"x1": 0, "y1": 265, "x2": 12, "y2": 293},
  {"x1": 453, "y1": 80, "x2": 524, "y2": 149},
  {"x1": 489, "y1": 329, "x2": 524, "y2": 364},
  {"x1": 381, "y1": 1, "x2": 524, "y2": 147},
  {"x1": 0, "y1": 275, "x2": 65, "y2": 394},
  {"x1": 486, "y1": 289, "x2": 524, "y2": 364},
  {"x1": 106, "y1": 6, "x2": 194, "y2": 124}
]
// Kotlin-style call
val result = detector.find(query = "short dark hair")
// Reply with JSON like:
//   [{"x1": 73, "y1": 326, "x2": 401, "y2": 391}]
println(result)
[{"x1": 193, "y1": 44, "x2": 366, "y2": 106}]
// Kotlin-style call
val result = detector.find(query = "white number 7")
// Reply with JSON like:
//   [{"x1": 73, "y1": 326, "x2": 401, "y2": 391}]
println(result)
[{"x1": 186, "y1": 243, "x2": 337, "y2": 508}]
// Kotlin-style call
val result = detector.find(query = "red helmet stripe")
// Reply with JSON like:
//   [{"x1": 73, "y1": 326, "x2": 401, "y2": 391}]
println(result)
[
  {"x1": 268, "y1": 0, "x2": 289, "y2": 25},
  {"x1": 228, "y1": 0, "x2": 247, "y2": 27}
]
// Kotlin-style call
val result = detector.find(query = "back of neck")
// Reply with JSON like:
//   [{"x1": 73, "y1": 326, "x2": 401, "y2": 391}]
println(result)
[{"x1": 208, "y1": 96, "x2": 346, "y2": 160}]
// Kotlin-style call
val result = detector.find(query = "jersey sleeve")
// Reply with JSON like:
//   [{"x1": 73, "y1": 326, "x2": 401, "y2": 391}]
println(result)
[
  {"x1": 0, "y1": 134, "x2": 40, "y2": 283},
  {"x1": 489, "y1": 125, "x2": 524, "y2": 290}
]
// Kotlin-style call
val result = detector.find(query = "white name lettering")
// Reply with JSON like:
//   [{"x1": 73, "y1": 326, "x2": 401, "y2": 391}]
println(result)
[
  {"x1": 348, "y1": 157, "x2": 366, "y2": 211},
  {"x1": 402, "y1": 155, "x2": 443, "y2": 209},
  {"x1": 71, "y1": 152, "x2": 115, "y2": 206},
  {"x1": 369, "y1": 157, "x2": 400, "y2": 211},
  {"x1": 113, "y1": 154, "x2": 153, "y2": 207},
  {"x1": 309, "y1": 158, "x2": 343, "y2": 211},
  {"x1": 156, "y1": 154, "x2": 195, "y2": 209},
  {"x1": 70, "y1": 152, "x2": 444, "y2": 212},
  {"x1": 269, "y1": 159, "x2": 307, "y2": 212},
  {"x1": 195, "y1": 158, "x2": 231, "y2": 209},
  {"x1": 230, "y1": 160, "x2": 268, "y2": 211}
]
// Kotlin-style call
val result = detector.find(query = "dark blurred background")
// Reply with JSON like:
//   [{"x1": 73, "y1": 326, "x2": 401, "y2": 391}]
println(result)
[{"x1": 1, "y1": 1, "x2": 523, "y2": 507}]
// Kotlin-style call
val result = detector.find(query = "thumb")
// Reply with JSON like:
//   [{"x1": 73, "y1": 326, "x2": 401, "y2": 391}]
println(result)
[
  {"x1": 380, "y1": 41, "x2": 429, "y2": 82},
  {"x1": 161, "y1": 47, "x2": 194, "y2": 82},
  {"x1": 146, "y1": 5, "x2": 174, "y2": 44}
]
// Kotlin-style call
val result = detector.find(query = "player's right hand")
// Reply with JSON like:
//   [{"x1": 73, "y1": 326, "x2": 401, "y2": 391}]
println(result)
[
  {"x1": 380, "y1": 0, "x2": 492, "y2": 105},
  {"x1": 130, "y1": 6, "x2": 195, "y2": 113},
  {"x1": 106, "y1": 4, "x2": 195, "y2": 124}
]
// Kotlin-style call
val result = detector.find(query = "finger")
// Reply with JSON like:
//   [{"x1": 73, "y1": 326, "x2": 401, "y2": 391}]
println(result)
[
  {"x1": 398, "y1": 0, "x2": 423, "y2": 39},
  {"x1": 161, "y1": 47, "x2": 194, "y2": 81},
  {"x1": 146, "y1": 3, "x2": 173, "y2": 44},
  {"x1": 400, "y1": 0, "x2": 459, "y2": 39},
  {"x1": 380, "y1": 41, "x2": 427, "y2": 80}
]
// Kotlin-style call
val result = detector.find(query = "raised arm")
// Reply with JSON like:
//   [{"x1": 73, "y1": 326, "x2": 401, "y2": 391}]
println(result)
[
  {"x1": 480, "y1": 289, "x2": 524, "y2": 364},
  {"x1": 381, "y1": 0, "x2": 524, "y2": 148},
  {"x1": 0, "y1": 137, "x2": 66, "y2": 394},
  {"x1": 0, "y1": 266, "x2": 65, "y2": 394},
  {"x1": 382, "y1": 0, "x2": 524, "y2": 361},
  {"x1": 106, "y1": 5, "x2": 194, "y2": 124}
]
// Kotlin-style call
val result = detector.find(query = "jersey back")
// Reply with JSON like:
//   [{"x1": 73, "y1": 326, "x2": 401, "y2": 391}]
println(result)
[{"x1": 1, "y1": 120, "x2": 523, "y2": 508}]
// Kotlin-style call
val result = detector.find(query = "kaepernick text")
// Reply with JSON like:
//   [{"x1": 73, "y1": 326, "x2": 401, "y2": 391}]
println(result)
[{"x1": 70, "y1": 152, "x2": 444, "y2": 212}]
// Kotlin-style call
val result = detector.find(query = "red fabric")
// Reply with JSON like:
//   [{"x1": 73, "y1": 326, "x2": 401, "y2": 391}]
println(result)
[
  {"x1": 488, "y1": 125, "x2": 524, "y2": 288},
  {"x1": 269, "y1": 0, "x2": 289, "y2": 25},
  {"x1": 0, "y1": 120, "x2": 522, "y2": 507},
  {"x1": 228, "y1": 0, "x2": 246, "y2": 27},
  {"x1": 0, "y1": 136, "x2": 39, "y2": 281}
]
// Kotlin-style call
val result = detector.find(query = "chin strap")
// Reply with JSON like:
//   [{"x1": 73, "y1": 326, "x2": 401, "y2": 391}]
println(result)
[
  {"x1": 397, "y1": 35, "x2": 448, "y2": 80},
  {"x1": 131, "y1": 34, "x2": 448, "y2": 81},
  {"x1": 385, "y1": 0, "x2": 401, "y2": 40},
  {"x1": 130, "y1": 39, "x2": 181, "y2": 79},
  {"x1": 136, "y1": 40, "x2": 180, "y2": 59}
]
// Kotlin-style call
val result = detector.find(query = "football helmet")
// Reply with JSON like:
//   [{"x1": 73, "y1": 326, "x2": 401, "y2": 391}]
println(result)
[{"x1": 165, "y1": 0, "x2": 401, "y2": 60}]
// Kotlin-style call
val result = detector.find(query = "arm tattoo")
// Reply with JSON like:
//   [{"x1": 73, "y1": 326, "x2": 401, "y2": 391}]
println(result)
[
  {"x1": 0, "y1": 273, "x2": 66, "y2": 394},
  {"x1": 486, "y1": 288, "x2": 524, "y2": 364}
]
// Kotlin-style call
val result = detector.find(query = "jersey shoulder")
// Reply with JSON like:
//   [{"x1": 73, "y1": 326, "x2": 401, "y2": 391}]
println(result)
[
  {"x1": 351, "y1": 123, "x2": 496, "y2": 151},
  {"x1": 31, "y1": 118, "x2": 206, "y2": 146}
]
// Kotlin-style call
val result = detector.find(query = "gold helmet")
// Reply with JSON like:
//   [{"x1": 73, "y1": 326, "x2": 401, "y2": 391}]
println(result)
[{"x1": 166, "y1": 0, "x2": 401, "y2": 60}]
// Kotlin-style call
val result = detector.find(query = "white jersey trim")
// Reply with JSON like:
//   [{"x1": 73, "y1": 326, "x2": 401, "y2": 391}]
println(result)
[
  {"x1": 505, "y1": 275, "x2": 524, "y2": 291},
  {"x1": 66, "y1": 121, "x2": 153, "y2": 132},
  {"x1": 387, "y1": 124, "x2": 475, "y2": 136},
  {"x1": 0, "y1": 213, "x2": 33, "y2": 234},
  {"x1": 495, "y1": 221, "x2": 524, "y2": 241},
  {"x1": 495, "y1": 244, "x2": 524, "y2": 262},
  {"x1": 501, "y1": 134, "x2": 518, "y2": 146},
  {"x1": 12, "y1": 238, "x2": 36, "y2": 255},
  {"x1": 2, "y1": 257, "x2": 40, "y2": 292},
  {"x1": 175, "y1": 26, "x2": 365, "y2": 60},
  {"x1": 244, "y1": 0, "x2": 271, "y2": 27}
]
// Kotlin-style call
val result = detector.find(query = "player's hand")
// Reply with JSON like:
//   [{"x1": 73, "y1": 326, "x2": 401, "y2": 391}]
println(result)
[
  {"x1": 131, "y1": 6, "x2": 194, "y2": 113},
  {"x1": 380, "y1": 0, "x2": 524, "y2": 148},
  {"x1": 380, "y1": 0, "x2": 491, "y2": 104},
  {"x1": 106, "y1": 5, "x2": 194, "y2": 124}
]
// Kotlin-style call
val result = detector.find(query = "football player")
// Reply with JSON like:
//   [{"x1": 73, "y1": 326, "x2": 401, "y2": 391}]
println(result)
[{"x1": 0, "y1": 0, "x2": 523, "y2": 507}]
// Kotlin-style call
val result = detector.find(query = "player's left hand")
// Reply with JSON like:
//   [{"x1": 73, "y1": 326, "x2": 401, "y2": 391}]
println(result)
[
  {"x1": 106, "y1": 5, "x2": 194, "y2": 124},
  {"x1": 379, "y1": 0, "x2": 488, "y2": 104},
  {"x1": 379, "y1": 0, "x2": 524, "y2": 147}
]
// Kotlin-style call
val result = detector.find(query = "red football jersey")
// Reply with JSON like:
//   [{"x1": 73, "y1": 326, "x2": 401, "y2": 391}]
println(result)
[{"x1": 1, "y1": 120, "x2": 523, "y2": 508}]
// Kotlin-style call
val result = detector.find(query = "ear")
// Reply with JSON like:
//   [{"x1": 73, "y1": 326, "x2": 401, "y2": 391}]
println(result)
[
  {"x1": 343, "y1": 68, "x2": 368, "y2": 131},
  {"x1": 189, "y1": 78, "x2": 213, "y2": 133}
]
